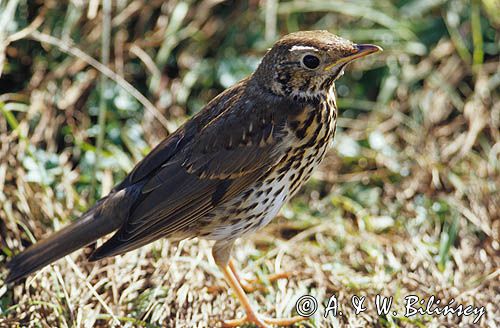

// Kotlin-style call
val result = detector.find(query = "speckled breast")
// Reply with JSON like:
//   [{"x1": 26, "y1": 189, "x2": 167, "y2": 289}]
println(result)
[{"x1": 199, "y1": 92, "x2": 337, "y2": 241}]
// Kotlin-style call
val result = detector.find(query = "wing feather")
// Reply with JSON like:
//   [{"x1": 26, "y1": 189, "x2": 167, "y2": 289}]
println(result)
[{"x1": 90, "y1": 81, "x2": 300, "y2": 260}]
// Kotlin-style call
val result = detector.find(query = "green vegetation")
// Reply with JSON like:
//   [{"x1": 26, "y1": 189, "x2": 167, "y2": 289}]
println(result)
[{"x1": 0, "y1": 0, "x2": 498, "y2": 327}]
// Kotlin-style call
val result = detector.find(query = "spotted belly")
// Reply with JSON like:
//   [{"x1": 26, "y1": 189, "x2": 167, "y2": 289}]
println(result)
[
  {"x1": 198, "y1": 97, "x2": 337, "y2": 241},
  {"x1": 200, "y1": 143, "x2": 331, "y2": 240}
]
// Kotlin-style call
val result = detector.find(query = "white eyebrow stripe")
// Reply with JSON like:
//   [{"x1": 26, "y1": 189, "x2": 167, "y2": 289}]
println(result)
[{"x1": 289, "y1": 45, "x2": 319, "y2": 52}]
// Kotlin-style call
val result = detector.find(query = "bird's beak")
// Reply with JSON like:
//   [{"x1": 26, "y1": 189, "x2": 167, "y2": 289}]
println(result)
[{"x1": 324, "y1": 44, "x2": 382, "y2": 71}]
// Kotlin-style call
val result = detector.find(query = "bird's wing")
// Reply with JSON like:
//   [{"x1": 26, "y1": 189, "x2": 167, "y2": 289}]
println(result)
[{"x1": 90, "y1": 83, "x2": 298, "y2": 259}]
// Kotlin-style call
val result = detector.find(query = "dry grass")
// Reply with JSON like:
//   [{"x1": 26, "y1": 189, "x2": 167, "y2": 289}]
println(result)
[{"x1": 0, "y1": 0, "x2": 499, "y2": 327}]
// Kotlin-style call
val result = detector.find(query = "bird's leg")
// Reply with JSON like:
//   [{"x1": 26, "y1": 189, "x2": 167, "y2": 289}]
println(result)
[
  {"x1": 213, "y1": 241, "x2": 269, "y2": 327},
  {"x1": 213, "y1": 241, "x2": 306, "y2": 328},
  {"x1": 229, "y1": 259, "x2": 291, "y2": 293},
  {"x1": 220, "y1": 261, "x2": 271, "y2": 327},
  {"x1": 228, "y1": 259, "x2": 258, "y2": 292}
]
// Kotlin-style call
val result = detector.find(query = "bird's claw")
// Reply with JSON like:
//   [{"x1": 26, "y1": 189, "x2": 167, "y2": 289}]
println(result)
[{"x1": 239, "y1": 271, "x2": 292, "y2": 293}]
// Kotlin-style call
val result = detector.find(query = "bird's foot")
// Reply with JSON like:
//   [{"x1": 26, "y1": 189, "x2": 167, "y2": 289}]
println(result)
[
  {"x1": 206, "y1": 272, "x2": 291, "y2": 294},
  {"x1": 229, "y1": 260, "x2": 291, "y2": 293},
  {"x1": 238, "y1": 272, "x2": 292, "y2": 293},
  {"x1": 222, "y1": 314, "x2": 305, "y2": 328},
  {"x1": 214, "y1": 249, "x2": 305, "y2": 328}
]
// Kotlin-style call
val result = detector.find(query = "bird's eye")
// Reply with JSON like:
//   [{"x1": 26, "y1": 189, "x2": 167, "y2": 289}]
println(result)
[{"x1": 302, "y1": 54, "x2": 320, "y2": 69}]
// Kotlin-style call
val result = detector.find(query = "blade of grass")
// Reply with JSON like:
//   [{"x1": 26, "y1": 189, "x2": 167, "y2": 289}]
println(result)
[
  {"x1": 437, "y1": 210, "x2": 459, "y2": 271},
  {"x1": 91, "y1": 0, "x2": 112, "y2": 201},
  {"x1": 148, "y1": 1, "x2": 189, "y2": 93},
  {"x1": 471, "y1": 0, "x2": 484, "y2": 72},
  {"x1": 265, "y1": 0, "x2": 278, "y2": 42},
  {"x1": 0, "y1": 102, "x2": 19, "y2": 130},
  {"x1": 443, "y1": 8, "x2": 472, "y2": 64}
]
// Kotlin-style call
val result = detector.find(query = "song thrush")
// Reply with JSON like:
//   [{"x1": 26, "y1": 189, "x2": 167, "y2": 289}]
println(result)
[{"x1": 7, "y1": 30, "x2": 381, "y2": 327}]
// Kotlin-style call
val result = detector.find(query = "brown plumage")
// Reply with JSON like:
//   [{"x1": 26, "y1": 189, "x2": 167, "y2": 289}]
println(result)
[{"x1": 6, "y1": 30, "x2": 381, "y2": 327}]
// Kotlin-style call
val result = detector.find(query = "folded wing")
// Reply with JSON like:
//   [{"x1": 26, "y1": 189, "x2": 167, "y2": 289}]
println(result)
[{"x1": 90, "y1": 82, "x2": 293, "y2": 259}]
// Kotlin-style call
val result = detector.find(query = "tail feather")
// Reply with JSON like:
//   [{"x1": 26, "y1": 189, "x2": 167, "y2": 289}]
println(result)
[{"x1": 6, "y1": 206, "x2": 123, "y2": 283}]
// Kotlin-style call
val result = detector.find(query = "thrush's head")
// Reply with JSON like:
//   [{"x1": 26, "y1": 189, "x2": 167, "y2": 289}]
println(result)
[{"x1": 253, "y1": 30, "x2": 381, "y2": 100}]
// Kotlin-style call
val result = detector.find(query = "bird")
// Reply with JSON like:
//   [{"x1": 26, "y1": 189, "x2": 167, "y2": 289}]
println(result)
[{"x1": 6, "y1": 30, "x2": 381, "y2": 327}]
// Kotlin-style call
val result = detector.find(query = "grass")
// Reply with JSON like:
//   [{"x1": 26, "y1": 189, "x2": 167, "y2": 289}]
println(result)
[{"x1": 0, "y1": 0, "x2": 499, "y2": 327}]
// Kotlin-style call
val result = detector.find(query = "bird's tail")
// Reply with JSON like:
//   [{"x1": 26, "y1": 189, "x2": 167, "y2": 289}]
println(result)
[{"x1": 6, "y1": 202, "x2": 123, "y2": 283}]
